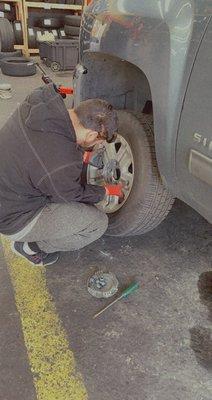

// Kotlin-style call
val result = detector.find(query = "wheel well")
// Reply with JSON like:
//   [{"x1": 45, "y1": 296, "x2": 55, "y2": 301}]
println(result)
[{"x1": 78, "y1": 53, "x2": 152, "y2": 112}]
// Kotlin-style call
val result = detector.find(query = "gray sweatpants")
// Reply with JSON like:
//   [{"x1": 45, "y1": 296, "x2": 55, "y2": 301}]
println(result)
[{"x1": 16, "y1": 203, "x2": 108, "y2": 253}]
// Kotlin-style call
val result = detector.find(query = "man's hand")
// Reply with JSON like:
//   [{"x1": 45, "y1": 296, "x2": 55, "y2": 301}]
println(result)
[
  {"x1": 105, "y1": 183, "x2": 124, "y2": 198},
  {"x1": 83, "y1": 151, "x2": 93, "y2": 164}
]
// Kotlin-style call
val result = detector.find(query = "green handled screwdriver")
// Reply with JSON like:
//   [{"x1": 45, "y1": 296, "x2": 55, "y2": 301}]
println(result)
[{"x1": 93, "y1": 281, "x2": 139, "y2": 319}]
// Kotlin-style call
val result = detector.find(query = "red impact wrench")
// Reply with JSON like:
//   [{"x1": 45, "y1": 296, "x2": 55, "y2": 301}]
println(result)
[{"x1": 36, "y1": 63, "x2": 73, "y2": 98}]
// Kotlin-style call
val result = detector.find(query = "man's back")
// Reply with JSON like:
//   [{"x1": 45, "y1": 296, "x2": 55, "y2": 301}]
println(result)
[{"x1": 0, "y1": 84, "x2": 83, "y2": 235}]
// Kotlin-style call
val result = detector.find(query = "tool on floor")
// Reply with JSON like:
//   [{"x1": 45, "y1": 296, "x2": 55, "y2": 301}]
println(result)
[
  {"x1": 93, "y1": 281, "x2": 139, "y2": 319},
  {"x1": 36, "y1": 63, "x2": 73, "y2": 98},
  {"x1": 87, "y1": 271, "x2": 119, "y2": 299},
  {"x1": 0, "y1": 83, "x2": 12, "y2": 100}
]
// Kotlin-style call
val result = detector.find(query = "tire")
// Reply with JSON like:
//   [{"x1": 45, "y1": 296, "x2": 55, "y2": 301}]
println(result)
[
  {"x1": 47, "y1": 29, "x2": 59, "y2": 39},
  {"x1": 65, "y1": 15, "x2": 81, "y2": 27},
  {"x1": 13, "y1": 20, "x2": 23, "y2": 45},
  {"x1": 57, "y1": 28, "x2": 66, "y2": 38},
  {"x1": 0, "y1": 18, "x2": 14, "y2": 51},
  {"x1": 0, "y1": 49, "x2": 21, "y2": 66},
  {"x1": 38, "y1": 17, "x2": 63, "y2": 29},
  {"x1": 69, "y1": 35, "x2": 79, "y2": 41},
  {"x1": 28, "y1": 27, "x2": 40, "y2": 48},
  {"x1": 106, "y1": 111, "x2": 175, "y2": 236},
  {"x1": 1, "y1": 57, "x2": 37, "y2": 76},
  {"x1": 0, "y1": 49, "x2": 21, "y2": 58},
  {"x1": 37, "y1": 30, "x2": 56, "y2": 44},
  {"x1": 0, "y1": 3, "x2": 11, "y2": 12},
  {"x1": 1, "y1": 11, "x2": 14, "y2": 21},
  {"x1": 64, "y1": 25, "x2": 80, "y2": 36},
  {"x1": 28, "y1": 27, "x2": 35, "y2": 48}
]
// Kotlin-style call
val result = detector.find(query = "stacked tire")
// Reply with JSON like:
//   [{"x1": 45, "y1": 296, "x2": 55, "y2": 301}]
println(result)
[
  {"x1": 0, "y1": 18, "x2": 36, "y2": 77},
  {"x1": 28, "y1": 17, "x2": 64, "y2": 49},
  {"x1": 27, "y1": 13, "x2": 81, "y2": 50},
  {"x1": 0, "y1": 2, "x2": 24, "y2": 45},
  {"x1": 38, "y1": 16, "x2": 63, "y2": 29},
  {"x1": 0, "y1": 2, "x2": 12, "y2": 13},
  {"x1": 58, "y1": 28, "x2": 66, "y2": 39},
  {"x1": 64, "y1": 15, "x2": 81, "y2": 39},
  {"x1": 13, "y1": 20, "x2": 24, "y2": 45},
  {"x1": 1, "y1": 57, "x2": 37, "y2": 77},
  {"x1": 0, "y1": 17, "x2": 14, "y2": 52},
  {"x1": 0, "y1": 2, "x2": 15, "y2": 22}
]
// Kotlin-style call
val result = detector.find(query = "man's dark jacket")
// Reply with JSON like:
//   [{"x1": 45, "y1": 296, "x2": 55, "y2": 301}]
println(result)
[{"x1": 0, "y1": 84, "x2": 105, "y2": 235}]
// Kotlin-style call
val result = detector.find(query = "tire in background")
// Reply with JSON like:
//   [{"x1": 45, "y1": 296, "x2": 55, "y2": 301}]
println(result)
[
  {"x1": 0, "y1": 11, "x2": 14, "y2": 21},
  {"x1": 58, "y1": 28, "x2": 66, "y2": 39},
  {"x1": 106, "y1": 111, "x2": 175, "y2": 236},
  {"x1": 38, "y1": 17, "x2": 63, "y2": 29},
  {"x1": 0, "y1": 3, "x2": 11, "y2": 12},
  {"x1": 64, "y1": 25, "x2": 80, "y2": 36},
  {"x1": 13, "y1": 20, "x2": 23, "y2": 45},
  {"x1": 28, "y1": 26, "x2": 37, "y2": 48},
  {"x1": 1, "y1": 57, "x2": 37, "y2": 76},
  {"x1": 28, "y1": 27, "x2": 50, "y2": 48},
  {"x1": 37, "y1": 30, "x2": 56, "y2": 45},
  {"x1": 0, "y1": 18, "x2": 14, "y2": 51},
  {"x1": 0, "y1": 49, "x2": 21, "y2": 66},
  {"x1": 65, "y1": 15, "x2": 81, "y2": 27},
  {"x1": 48, "y1": 29, "x2": 58, "y2": 39}
]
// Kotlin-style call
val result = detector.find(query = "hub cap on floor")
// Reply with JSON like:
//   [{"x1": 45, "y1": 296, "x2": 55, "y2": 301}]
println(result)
[{"x1": 87, "y1": 134, "x2": 134, "y2": 213}]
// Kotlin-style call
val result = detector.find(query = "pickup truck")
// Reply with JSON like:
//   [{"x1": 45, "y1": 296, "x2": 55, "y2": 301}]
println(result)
[{"x1": 74, "y1": 0, "x2": 212, "y2": 236}]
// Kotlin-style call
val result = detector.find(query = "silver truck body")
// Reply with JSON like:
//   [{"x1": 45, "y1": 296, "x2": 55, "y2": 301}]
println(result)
[{"x1": 74, "y1": 0, "x2": 212, "y2": 223}]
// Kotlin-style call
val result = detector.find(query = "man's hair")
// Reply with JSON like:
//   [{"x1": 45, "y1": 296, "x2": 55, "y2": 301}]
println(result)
[{"x1": 74, "y1": 99, "x2": 118, "y2": 143}]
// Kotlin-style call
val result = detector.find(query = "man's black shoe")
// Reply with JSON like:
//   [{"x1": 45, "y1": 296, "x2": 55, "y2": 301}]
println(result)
[{"x1": 11, "y1": 242, "x2": 60, "y2": 266}]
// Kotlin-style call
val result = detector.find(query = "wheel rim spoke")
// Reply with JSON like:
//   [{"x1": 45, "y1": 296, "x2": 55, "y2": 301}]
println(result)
[
  {"x1": 116, "y1": 143, "x2": 128, "y2": 162},
  {"x1": 104, "y1": 142, "x2": 117, "y2": 161},
  {"x1": 118, "y1": 151, "x2": 133, "y2": 171},
  {"x1": 121, "y1": 170, "x2": 134, "y2": 188}
]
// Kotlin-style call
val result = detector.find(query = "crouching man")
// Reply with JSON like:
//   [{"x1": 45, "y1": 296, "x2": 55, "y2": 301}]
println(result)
[{"x1": 0, "y1": 84, "x2": 123, "y2": 266}]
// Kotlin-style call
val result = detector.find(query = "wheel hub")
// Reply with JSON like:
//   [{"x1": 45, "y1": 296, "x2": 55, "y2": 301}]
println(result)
[
  {"x1": 102, "y1": 159, "x2": 121, "y2": 184},
  {"x1": 87, "y1": 134, "x2": 134, "y2": 213}
]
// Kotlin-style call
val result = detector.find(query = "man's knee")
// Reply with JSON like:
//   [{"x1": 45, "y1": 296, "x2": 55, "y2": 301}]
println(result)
[
  {"x1": 64, "y1": 210, "x2": 108, "y2": 251},
  {"x1": 95, "y1": 210, "x2": 108, "y2": 236},
  {"x1": 87, "y1": 208, "x2": 108, "y2": 238},
  {"x1": 78, "y1": 204, "x2": 107, "y2": 228},
  {"x1": 38, "y1": 210, "x2": 108, "y2": 252}
]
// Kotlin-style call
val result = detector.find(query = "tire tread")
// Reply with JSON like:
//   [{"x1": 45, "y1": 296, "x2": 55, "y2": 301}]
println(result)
[
  {"x1": 0, "y1": 18, "x2": 14, "y2": 51},
  {"x1": 107, "y1": 111, "x2": 175, "y2": 236}
]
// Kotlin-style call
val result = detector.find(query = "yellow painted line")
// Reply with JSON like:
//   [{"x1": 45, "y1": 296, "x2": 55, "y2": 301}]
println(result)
[{"x1": 1, "y1": 237, "x2": 88, "y2": 400}]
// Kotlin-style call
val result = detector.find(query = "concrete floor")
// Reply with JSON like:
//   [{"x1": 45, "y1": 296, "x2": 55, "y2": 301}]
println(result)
[{"x1": 0, "y1": 62, "x2": 212, "y2": 400}]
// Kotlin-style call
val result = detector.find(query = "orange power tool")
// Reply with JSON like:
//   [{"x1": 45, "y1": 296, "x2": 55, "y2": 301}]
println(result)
[{"x1": 36, "y1": 62, "x2": 73, "y2": 98}]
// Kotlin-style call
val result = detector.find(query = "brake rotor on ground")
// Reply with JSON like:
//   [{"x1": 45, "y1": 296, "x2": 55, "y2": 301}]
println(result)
[{"x1": 87, "y1": 271, "x2": 119, "y2": 299}]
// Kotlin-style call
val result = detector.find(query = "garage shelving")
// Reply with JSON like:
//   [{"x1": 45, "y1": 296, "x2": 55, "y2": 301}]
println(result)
[{"x1": 22, "y1": 0, "x2": 83, "y2": 56}]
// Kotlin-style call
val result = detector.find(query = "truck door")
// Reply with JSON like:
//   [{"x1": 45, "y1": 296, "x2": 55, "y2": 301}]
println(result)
[{"x1": 176, "y1": 19, "x2": 212, "y2": 223}]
